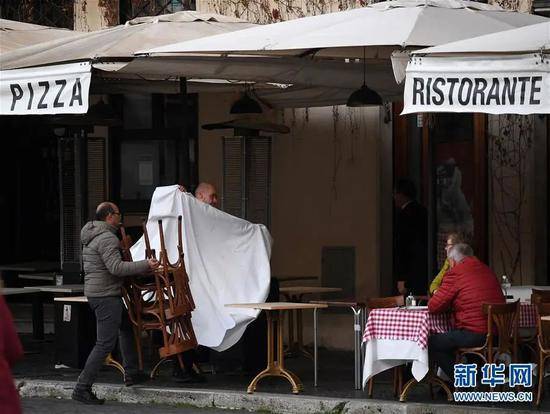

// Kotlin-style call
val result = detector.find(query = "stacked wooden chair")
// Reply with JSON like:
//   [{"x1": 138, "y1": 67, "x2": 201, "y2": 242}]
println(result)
[{"x1": 121, "y1": 216, "x2": 198, "y2": 377}]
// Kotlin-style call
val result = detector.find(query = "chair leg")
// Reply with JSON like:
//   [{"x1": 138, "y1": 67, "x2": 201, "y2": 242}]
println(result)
[
  {"x1": 537, "y1": 355, "x2": 545, "y2": 407},
  {"x1": 397, "y1": 366, "x2": 403, "y2": 396},
  {"x1": 368, "y1": 378, "x2": 374, "y2": 398}
]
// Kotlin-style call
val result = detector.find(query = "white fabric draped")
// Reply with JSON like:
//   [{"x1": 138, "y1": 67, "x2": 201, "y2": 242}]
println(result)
[{"x1": 130, "y1": 185, "x2": 272, "y2": 351}]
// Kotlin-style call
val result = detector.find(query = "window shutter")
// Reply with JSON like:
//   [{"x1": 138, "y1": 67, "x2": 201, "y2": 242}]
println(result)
[{"x1": 222, "y1": 136, "x2": 271, "y2": 227}]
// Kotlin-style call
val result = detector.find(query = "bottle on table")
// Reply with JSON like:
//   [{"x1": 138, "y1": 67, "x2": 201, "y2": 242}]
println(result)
[
  {"x1": 501, "y1": 275, "x2": 511, "y2": 298},
  {"x1": 406, "y1": 292, "x2": 416, "y2": 307}
]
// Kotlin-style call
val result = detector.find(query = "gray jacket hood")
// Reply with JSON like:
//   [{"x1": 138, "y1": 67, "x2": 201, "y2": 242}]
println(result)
[{"x1": 81, "y1": 221, "x2": 117, "y2": 246}]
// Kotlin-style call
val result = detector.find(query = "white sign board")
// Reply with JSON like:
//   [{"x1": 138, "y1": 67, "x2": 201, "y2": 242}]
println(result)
[
  {"x1": 402, "y1": 54, "x2": 550, "y2": 115},
  {"x1": 0, "y1": 62, "x2": 91, "y2": 115}
]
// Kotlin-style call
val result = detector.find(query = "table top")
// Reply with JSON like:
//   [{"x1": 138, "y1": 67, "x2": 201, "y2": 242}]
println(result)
[
  {"x1": 363, "y1": 307, "x2": 451, "y2": 349},
  {"x1": 310, "y1": 299, "x2": 366, "y2": 308},
  {"x1": 24, "y1": 284, "x2": 84, "y2": 293},
  {"x1": 280, "y1": 286, "x2": 342, "y2": 295},
  {"x1": 226, "y1": 302, "x2": 328, "y2": 310},
  {"x1": 54, "y1": 296, "x2": 88, "y2": 303},
  {"x1": 18, "y1": 273, "x2": 56, "y2": 281},
  {"x1": 2, "y1": 287, "x2": 40, "y2": 295},
  {"x1": 0, "y1": 261, "x2": 59, "y2": 272}
]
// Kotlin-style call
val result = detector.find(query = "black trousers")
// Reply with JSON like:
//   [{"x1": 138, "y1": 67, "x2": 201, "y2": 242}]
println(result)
[
  {"x1": 428, "y1": 329, "x2": 486, "y2": 381},
  {"x1": 76, "y1": 296, "x2": 138, "y2": 389}
]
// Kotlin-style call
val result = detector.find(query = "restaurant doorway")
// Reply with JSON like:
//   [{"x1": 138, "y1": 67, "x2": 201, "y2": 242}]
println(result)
[{"x1": 393, "y1": 106, "x2": 488, "y2": 286}]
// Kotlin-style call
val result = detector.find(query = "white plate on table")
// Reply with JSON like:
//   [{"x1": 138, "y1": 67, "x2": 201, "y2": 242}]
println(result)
[{"x1": 403, "y1": 305, "x2": 428, "y2": 310}]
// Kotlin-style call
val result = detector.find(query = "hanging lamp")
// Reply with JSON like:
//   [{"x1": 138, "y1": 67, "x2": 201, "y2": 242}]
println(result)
[
  {"x1": 230, "y1": 92, "x2": 262, "y2": 114},
  {"x1": 346, "y1": 48, "x2": 382, "y2": 107}
]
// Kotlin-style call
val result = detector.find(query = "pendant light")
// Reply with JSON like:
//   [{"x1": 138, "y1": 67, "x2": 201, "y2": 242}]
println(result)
[
  {"x1": 230, "y1": 92, "x2": 262, "y2": 114},
  {"x1": 346, "y1": 47, "x2": 382, "y2": 107}
]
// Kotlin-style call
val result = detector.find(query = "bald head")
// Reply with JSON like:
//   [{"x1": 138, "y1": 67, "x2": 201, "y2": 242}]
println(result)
[
  {"x1": 95, "y1": 202, "x2": 121, "y2": 227},
  {"x1": 195, "y1": 182, "x2": 218, "y2": 207}
]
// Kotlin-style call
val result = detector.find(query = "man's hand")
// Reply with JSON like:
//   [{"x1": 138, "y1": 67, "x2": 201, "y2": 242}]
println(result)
[
  {"x1": 178, "y1": 185, "x2": 187, "y2": 192},
  {"x1": 147, "y1": 258, "x2": 160, "y2": 270},
  {"x1": 397, "y1": 280, "x2": 408, "y2": 295}
]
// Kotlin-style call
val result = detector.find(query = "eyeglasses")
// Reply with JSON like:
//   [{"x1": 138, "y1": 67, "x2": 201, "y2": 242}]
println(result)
[{"x1": 112, "y1": 212, "x2": 122, "y2": 216}]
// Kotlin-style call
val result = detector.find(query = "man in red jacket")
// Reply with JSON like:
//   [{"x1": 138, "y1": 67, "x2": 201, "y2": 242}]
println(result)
[{"x1": 428, "y1": 243, "x2": 504, "y2": 382}]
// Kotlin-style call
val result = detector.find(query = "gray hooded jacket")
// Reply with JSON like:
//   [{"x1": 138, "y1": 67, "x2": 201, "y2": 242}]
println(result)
[{"x1": 81, "y1": 220, "x2": 150, "y2": 297}]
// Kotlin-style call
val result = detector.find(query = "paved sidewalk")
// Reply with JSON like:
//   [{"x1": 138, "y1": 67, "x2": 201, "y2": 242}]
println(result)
[{"x1": 12, "y1": 334, "x2": 549, "y2": 413}]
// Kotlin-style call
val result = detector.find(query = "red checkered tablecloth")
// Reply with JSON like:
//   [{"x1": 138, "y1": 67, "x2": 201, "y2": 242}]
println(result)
[
  {"x1": 362, "y1": 308, "x2": 452, "y2": 350},
  {"x1": 362, "y1": 303, "x2": 536, "y2": 350},
  {"x1": 519, "y1": 302, "x2": 536, "y2": 328}
]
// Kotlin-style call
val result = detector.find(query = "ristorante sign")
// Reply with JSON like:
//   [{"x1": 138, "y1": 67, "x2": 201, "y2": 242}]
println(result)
[
  {"x1": 402, "y1": 54, "x2": 550, "y2": 115},
  {"x1": 0, "y1": 62, "x2": 91, "y2": 115}
]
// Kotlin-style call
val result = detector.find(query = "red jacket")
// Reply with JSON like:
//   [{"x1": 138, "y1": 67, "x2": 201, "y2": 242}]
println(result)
[
  {"x1": 428, "y1": 256, "x2": 504, "y2": 334},
  {"x1": 0, "y1": 295, "x2": 23, "y2": 414}
]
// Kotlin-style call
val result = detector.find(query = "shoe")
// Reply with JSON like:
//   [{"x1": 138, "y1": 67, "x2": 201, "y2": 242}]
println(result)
[
  {"x1": 124, "y1": 372, "x2": 149, "y2": 387},
  {"x1": 71, "y1": 388, "x2": 105, "y2": 405},
  {"x1": 174, "y1": 370, "x2": 207, "y2": 384}
]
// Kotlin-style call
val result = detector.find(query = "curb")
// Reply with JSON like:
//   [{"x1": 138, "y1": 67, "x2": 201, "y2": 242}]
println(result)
[{"x1": 16, "y1": 379, "x2": 537, "y2": 414}]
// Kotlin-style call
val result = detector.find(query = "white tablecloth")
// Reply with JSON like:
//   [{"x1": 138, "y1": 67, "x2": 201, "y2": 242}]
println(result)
[
  {"x1": 363, "y1": 339, "x2": 429, "y2": 388},
  {"x1": 131, "y1": 185, "x2": 272, "y2": 351}
]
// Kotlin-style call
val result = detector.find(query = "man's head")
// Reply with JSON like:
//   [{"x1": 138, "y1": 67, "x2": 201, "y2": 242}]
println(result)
[
  {"x1": 393, "y1": 178, "x2": 417, "y2": 208},
  {"x1": 95, "y1": 202, "x2": 122, "y2": 227},
  {"x1": 195, "y1": 182, "x2": 218, "y2": 207},
  {"x1": 447, "y1": 243, "x2": 474, "y2": 267}
]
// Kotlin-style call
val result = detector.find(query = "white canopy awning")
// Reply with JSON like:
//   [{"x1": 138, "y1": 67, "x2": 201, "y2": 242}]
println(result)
[
  {"x1": 401, "y1": 22, "x2": 550, "y2": 115},
  {"x1": 140, "y1": 0, "x2": 547, "y2": 58},
  {"x1": 133, "y1": 0, "x2": 546, "y2": 108},
  {"x1": 0, "y1": 19, "x2": 80, "y2": 54}
]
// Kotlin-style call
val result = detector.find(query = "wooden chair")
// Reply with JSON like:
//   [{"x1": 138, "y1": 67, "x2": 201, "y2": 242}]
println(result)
[
  {"x1": 122, "y1": 217, "x2": 198, "y2": 377},
  {"x1": 535, "y1": 302, "x2": 550, "y2": 406},
  {"x1": 456, "y1": 301, "x2": 519, "y2": 377},
  {"x1": 531, "y1": 289, "x2": 550, "y2": 305},
  {"x1": 518, "y1": 290, "x2": 550, "y2": 364},
  {"x1": 366, "y1": 295, "x2": 405, "y2": 398}
]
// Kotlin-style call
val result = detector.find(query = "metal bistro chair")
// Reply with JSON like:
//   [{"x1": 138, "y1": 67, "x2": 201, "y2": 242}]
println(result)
[
  {"x1": 366, "y1": 295, "x2": 405, "y2": 398},
  {"x1": 535, "y1": 302, "x2": 550, "y2": 407},
  {"x1": 455, "y1": 300, "x2": 520, "y2": 387}
]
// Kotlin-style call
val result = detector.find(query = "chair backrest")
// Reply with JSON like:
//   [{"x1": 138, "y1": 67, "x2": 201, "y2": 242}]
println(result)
[
  {"x1": 367, "y1": 295, "x2": 404, "y2": 309},
  {"x1": 483, "y1": 300, "x2": 519, "y2": 361},
  {"x1": 536, "y1": 302, "x2": 550, "y2": 351},
  {"x1": 531, "y1": 289, "x2": 550, "y2": 305}
]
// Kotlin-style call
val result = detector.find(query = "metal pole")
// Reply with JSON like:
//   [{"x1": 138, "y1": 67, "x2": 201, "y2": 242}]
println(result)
[
  {"x1": 353, "y1": 307, "x2": 362, "y2": 390},
  {"x1": 313, "y1": 306, "x2": 318, "y2": 387}
]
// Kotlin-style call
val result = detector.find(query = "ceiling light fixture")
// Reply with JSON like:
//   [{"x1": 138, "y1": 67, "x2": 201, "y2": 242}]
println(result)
[{"x1": 346, "y1": 47, "x2": 382, "y2": 107}]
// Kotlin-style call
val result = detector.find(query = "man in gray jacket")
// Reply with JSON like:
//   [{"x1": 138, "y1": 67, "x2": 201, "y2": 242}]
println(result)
[{"x1": 72, "y1": 202, "x2": 158, "y2": 405}]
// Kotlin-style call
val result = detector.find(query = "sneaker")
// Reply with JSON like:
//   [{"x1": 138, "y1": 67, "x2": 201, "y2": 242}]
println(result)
[
  {"x1": 124, "y1": 372, "x2": 149, "y2": 387},
  {"x1": 71, "y1": 388, "x2": 105, "y2": 405}
]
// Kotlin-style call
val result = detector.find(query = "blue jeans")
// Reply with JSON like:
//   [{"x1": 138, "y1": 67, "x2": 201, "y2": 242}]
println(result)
[
  {"x1": 76, "y1": 296, "x2": 138, "y2": 389},
  {"x1": 429, "y1": 329, "x2": 486, "y2": 381}
]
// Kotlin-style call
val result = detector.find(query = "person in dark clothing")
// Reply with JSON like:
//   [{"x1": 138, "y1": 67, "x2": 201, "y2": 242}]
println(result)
[
  {"x1": 393, "y1": 178, "x2": 428, "y2": 296},
  {"x1": 72, "y1": 202, "x2": 159, "y2": 405}
]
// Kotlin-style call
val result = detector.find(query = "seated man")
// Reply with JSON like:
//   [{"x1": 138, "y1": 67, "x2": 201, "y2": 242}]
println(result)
[{"x1": 428, "y1": 243, "x2": 504, "y2": 383}]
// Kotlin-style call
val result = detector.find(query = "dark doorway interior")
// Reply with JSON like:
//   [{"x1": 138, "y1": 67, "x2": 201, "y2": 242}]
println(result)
[{"x1": 0, "y1": 117, "x2": 60, "y2": 265}]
